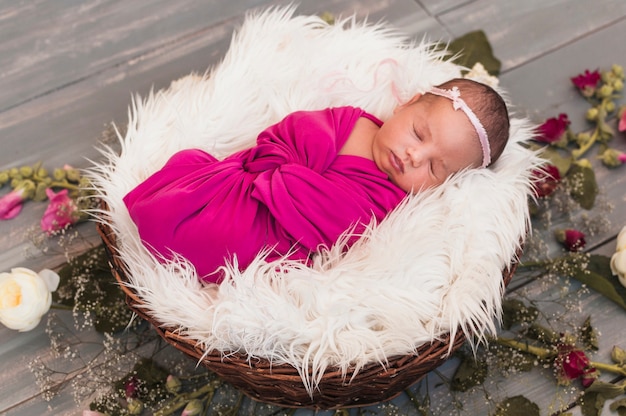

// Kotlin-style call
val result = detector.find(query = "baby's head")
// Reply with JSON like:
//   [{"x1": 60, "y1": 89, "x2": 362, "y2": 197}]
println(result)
[{"x1": 372, "y1": 78, "x2": 510, "y2": 193}]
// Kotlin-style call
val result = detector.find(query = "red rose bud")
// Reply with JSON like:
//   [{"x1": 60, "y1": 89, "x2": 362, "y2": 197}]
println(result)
[
  {"x1": 555, "y1": 344, "x2": 591, "y2": 383},
  {"x1": 571, "y1": 69, "x2": 601, "y2": 97},
  {"x1": 536, "y1": 113, "x2": 571, "y2": 144},
  {"x1": 580, "y1": 367, "x2": 599, "y2": 388},
  {"x1": 555, "y1": 229, "x2": 586, "y2": 252},
  {"x1": 532, "y1": 164, "x2": 561, "y2": 198},
  {"x1": 124, "y1": 376, "x2": 140, "y2": 399}
]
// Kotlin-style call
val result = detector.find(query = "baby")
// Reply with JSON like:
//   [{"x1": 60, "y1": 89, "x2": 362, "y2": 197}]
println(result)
[{"x1": 124, "y1": 78, "x2": 509, "y2": 282}]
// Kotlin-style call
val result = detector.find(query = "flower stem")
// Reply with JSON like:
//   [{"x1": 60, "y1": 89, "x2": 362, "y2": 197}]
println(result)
[
  {"x1": 571, "y1": 127, "x2": 599, "y2": 159},
  {"x1": 591, "y1": 361, "x2": 626, "y2": 377},
  {"x1": 496, "y1": 338, "x2": 555, "y2": 360}
]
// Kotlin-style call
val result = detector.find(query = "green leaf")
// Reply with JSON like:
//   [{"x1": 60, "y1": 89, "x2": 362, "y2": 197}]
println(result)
[
  {"x1": 586, "y1": 380, "x2": 625, "y2": 399},
  {"x1": 578, "y1": 391, "x2": 606, "y2": 416},
  {"x1": 569, "y1": 254, "x2": 626, "y2": 311},
  {"x1": 580, "y1": 316, "x2": 599, "y2": 351},
  {"x1": 491, "y1": 395, "x2": 540, "y2": 416},
  {"x1": 567, "y1": 161, "x2": 598, "y2": 210},
  {"x1": 502, "y1": 299, "x2": 539, "y2": 329},
  {"x1": 447, "y1": 30, "x2": 501, "y2": 75},
  {"x1": 610, "y1": 398, "x2": 626, "y2": 416},
  {"x1": 53, "y1": 244, "x2": 133, "y2": 333},
  {"x1": 539, "y1": 147, "x2": 573, "y2": 177},
  {"x1": 451, "y1": 353, "x2": 488, "y2": 392}
]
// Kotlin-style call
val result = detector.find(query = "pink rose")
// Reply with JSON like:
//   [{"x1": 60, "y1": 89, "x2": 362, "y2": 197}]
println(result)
[
  {"x1": 571, "y1": 69, "x2": 601, "y2": 96},
  {"x1": 0, "y1": 188, "x2": 25, "y2": 220},
  {"x1": 555, "y1": 228, "x2": 586, "y2": 252},
  {"x1": 536, "y1": 114, "x2": 571, "y2": 144},
  {"x1": 532, "y1": 164, "x2": 561, "y2": 198},
  {"x1": 40, "y1": 189, "x2": 78, "y2": 234}
]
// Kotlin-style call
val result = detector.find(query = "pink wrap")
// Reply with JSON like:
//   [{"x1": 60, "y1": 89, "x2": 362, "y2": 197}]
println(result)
[{"x1": 124, "y1": 107, "x2": 405, "y2": 282}]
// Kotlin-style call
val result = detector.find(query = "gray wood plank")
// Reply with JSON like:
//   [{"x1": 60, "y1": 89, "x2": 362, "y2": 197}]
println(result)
[
  {"x1": 436, "y1": 0, "x2": 626, "y2": 72},
  {"x1": 0, "y1": 0, "x2": 269, "y2": 114}
]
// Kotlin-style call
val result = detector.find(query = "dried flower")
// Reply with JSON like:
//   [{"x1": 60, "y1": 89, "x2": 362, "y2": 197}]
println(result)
[
  {"x1": 554, "y1": 344, "x2": 593, "y2": 384},
  {"x1": 40, "y1": 188, "x2": 79, "y2": 234},
  {"x1": 0, "y1": 188, "x2": 26, "y2": 220},
  {"x1": 555, "y1": 228, "x2": 586, "y2": 252},
  {"x1": 127, "y1": 398, "x2": 144, "y2": 415},
  {"x1": 124, "y1": 376, "x2": 140, "y2": 399},
  {"x1": 571, "y1": 69, "x2": 601, "y2": 97},
  {"x1": 610, "y1": 225, "x2": 626, "y2": 287},
  {"x1": 0, "y1": 268, "x2": 59, "y2": 331},
  {"x1": 536, "y1": 113, "x2": 571, "y2": 145},
  {"x1": 532, "y1": 164, "x2": 561, "y2": 198}
]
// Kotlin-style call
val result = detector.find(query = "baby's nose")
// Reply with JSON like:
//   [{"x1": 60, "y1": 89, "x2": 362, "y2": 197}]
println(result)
[{"x1": 406, "y1": 147, "x2": 424, "y2": 167}]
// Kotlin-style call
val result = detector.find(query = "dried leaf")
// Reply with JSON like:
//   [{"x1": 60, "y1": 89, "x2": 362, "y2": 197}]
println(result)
[
  {"x1": 569, "y1": 254, "x2": 626, "y2": 311},
  {"x1": 446, "y1": 30, "x2": 501, "y2": 75},
  {"x1": 451, "y1": 354, "x2": 488, "y2": 392},
  {"x1": 502, "y1": 298, "x2": 539, "y2": 329},
  {"x1": 491, "y1": 395, "x2": 540, "y2": 416},
  {"x1": 567, "y1": 161, "x2": 598, "y2": 210},
  {"x1": 580, "y1": 316, "x2": 599, "y2": 351},
  {"x1": 609, "y1": 398, "x2": 626, "y2": 415},
  {"x1": 578, "y1": 391, "x2": 606, "y2": 416}
]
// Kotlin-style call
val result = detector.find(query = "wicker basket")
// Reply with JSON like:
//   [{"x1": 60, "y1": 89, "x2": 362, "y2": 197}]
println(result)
[{"x1": 97, "y1": 213, "x2": 516, "y2": 410}]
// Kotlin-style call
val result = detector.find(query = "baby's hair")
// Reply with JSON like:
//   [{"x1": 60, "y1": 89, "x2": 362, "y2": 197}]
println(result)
[{"x1": 430, "y1": 78, "x2": 510, "y2": 166}]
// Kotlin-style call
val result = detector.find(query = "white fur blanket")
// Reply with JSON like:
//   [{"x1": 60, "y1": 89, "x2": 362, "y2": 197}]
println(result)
[{"x1": 89, "y1": 6, "x2": 541, "y2": 393}]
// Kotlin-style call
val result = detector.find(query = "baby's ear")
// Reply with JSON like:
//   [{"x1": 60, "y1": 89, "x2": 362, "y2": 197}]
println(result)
[{"x1": 394, "y1": 93, "x2": 422, "y2": 113}]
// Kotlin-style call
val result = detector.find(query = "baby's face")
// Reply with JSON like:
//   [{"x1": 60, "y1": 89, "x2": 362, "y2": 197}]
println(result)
[{"x1": 372, "y1": 93, "x2": 483, "y2": 193}]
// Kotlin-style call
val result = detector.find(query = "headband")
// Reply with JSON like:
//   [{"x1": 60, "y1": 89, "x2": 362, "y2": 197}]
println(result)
[{"x1": 428, "y1": 86, "x2": 491, "y2": 168}]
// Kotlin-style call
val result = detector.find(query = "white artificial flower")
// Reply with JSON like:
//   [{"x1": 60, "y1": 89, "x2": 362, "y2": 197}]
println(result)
[
  {"x1": 0, "y1": 267, "x2": 59, "y2": 332},
  {"x1": 464, "y1": 62, "x2": 500, "y2": 88},
  {"x1": 611, "y1": 225, "x2": 626, "y2": 287}
]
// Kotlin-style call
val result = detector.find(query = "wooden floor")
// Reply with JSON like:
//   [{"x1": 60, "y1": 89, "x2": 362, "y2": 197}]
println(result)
[{"x1": 1, "y1": 0, "x2": 625, "y2": 414}]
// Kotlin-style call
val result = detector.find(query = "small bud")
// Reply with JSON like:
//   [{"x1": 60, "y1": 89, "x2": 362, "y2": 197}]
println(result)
[
  {"x1": 65, "y1": 168, "x2": 81, "y2": 183},
  {"x1": 126, "y1": 398, "x2": 144, "y2": 415},
  {"x1": 612, "y1": 64, "x2": 625, "y2": 79},
  {"x1": 596, "y1": 84, "x2": 613, "y2": 98},
  {"x1": 34, "y1": 182, "x2": 48, "y2": 202},
  {"x1": 613, "y1": 79, "x2": 624, "y2": 92},
  {"x1": 181, "y1": 399, "x2": 203, "y2": 416},
  {"x1": 605, "y1": 101, "x2": 616, "y2": 113},
  {"x1": 53, "y1": 168, "x2": 66, "y2": 181},
  {"x1": 36, "y1": 167, "x2": 48, "y2": 179},
  {"x1": 15, "y1": 179, "x2": 36, "y2": 199},
  {"x1": 165, "y1": 375, "x2": 182, "y2": 394},
  {"x1": 576, "y1": 132, "x2": 591, "y2": 146},
  {"x1": 19, "y1": 166, "x2": 33, "y2": 178},
  {"x1": 598, "y1": 148, "x2": 626, "y2": 168},
  {"x1": 8, "y1": 167, "x2": 19, "y2": 178},
  {"x1": 611, "y1": 345, "x2": 626, "y2": 365},
  {"x1": 0, "y1": 171, "x2": 8, "y2": 186},
  {"x1": 586, "y1": 107, "x2": 598, "y2": 121}
]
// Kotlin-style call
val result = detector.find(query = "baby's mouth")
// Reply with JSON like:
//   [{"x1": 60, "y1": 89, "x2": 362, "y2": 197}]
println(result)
[{"x1": 391, "y1": 151, "x2": 404, "y2": 174}]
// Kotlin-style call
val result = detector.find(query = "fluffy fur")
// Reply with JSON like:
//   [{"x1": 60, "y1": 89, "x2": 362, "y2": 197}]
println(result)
[{"x1": 88, "y1": 6, "x2": 542, "y2": 394}]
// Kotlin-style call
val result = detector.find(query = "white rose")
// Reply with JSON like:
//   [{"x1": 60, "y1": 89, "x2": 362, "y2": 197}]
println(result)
[
  {"x1": 463, "y1": 62, "x2": 500, "y2": 88},
  {"x1": 611, "y1": 225, "x2": 626, "y2": 288},
  {"x1": 0, "y1": 267, "x2": 59, "y2": 332}
]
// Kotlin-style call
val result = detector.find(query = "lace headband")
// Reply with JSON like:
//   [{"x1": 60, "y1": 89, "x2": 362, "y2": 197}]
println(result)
[{"x1": 428, "y1": 86, "x2": 491, "y2": 168}]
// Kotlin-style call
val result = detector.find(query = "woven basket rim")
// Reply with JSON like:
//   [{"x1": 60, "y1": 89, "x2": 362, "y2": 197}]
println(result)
[{"x1": 96, "y1": 202, "x2": 516, "y2": 409}]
